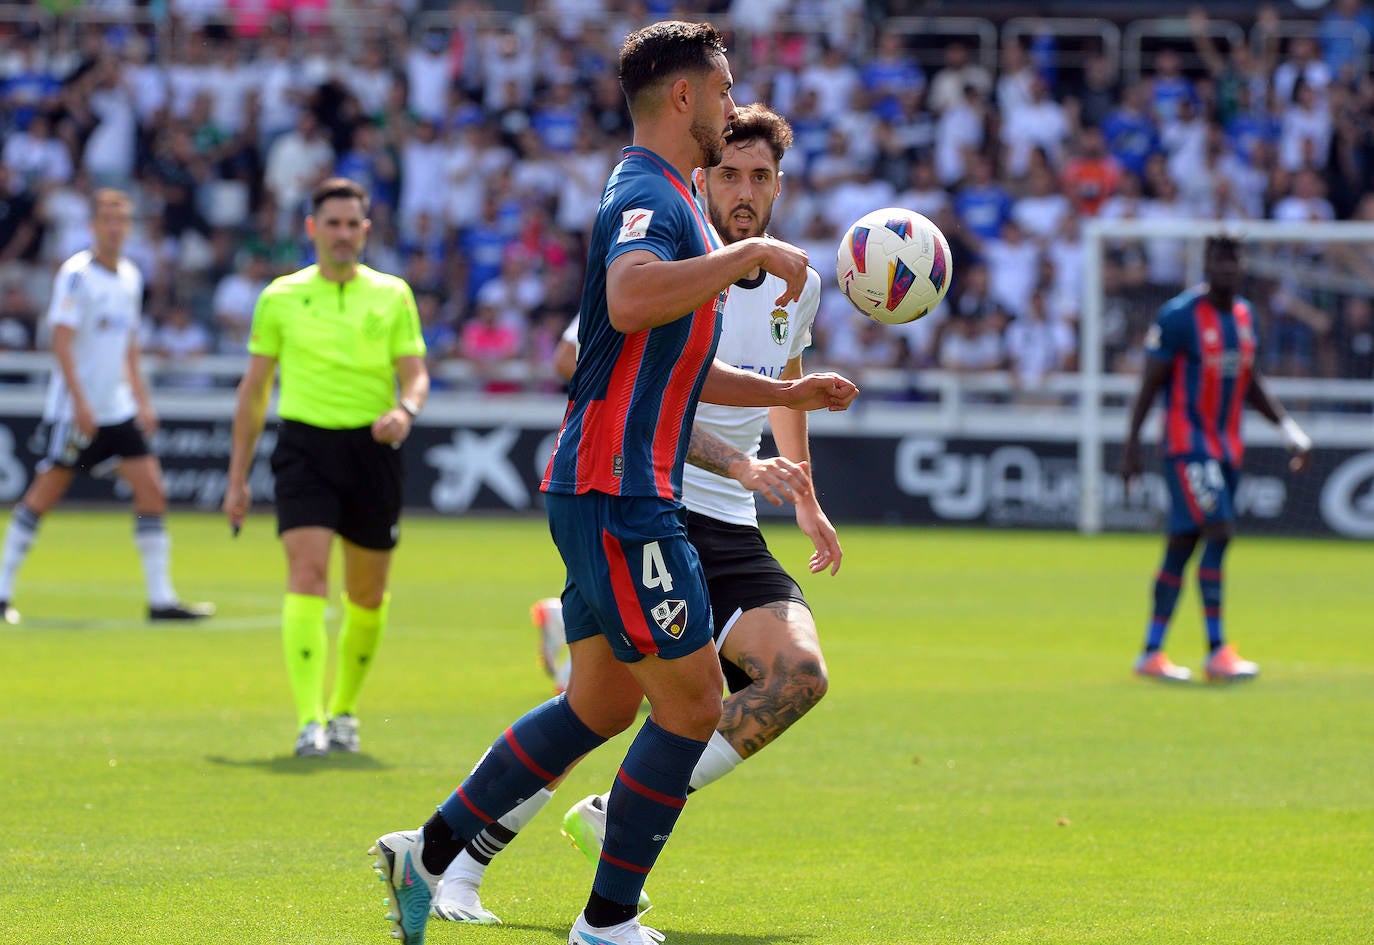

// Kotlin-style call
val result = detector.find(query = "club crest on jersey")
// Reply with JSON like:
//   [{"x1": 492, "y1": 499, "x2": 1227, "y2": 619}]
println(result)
[
  {"x1": 770, "y1": 308, "x2": 789, "y2": 345},
  {"x1": 651, "y1": 599, "x2": 687, "y2": 639},
  {"x1": 618, "y1": 208, "x2": 653, "y2": 244}
]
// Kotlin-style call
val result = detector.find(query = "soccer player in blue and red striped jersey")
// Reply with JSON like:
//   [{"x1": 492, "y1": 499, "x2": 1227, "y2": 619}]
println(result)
[
  {"x1": 1122, "y1": 235, "x2": 1312, "y2": 683},
  {"x1": 369, "y1": 21, "x2": 858, "y2": 945}
]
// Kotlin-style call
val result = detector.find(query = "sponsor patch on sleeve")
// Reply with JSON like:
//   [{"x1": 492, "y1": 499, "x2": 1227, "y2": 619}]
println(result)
[{"x1": 617, "y1": 208, "x2": 653, "y2": 244}]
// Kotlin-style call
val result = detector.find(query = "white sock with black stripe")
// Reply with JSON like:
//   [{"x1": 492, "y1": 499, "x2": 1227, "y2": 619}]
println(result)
[{"x1": 0, "y1": 504, "x2": 40, "y2": 600}]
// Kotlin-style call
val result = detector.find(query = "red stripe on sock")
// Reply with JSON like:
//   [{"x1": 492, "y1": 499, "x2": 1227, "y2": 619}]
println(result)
[
  {"x1": 598, "y1": 849, "x2": 651, "y2": 874},
  {"x1": 615, "y1": 768, "x2": 686, "y2": 809},
  {"x1": 455, "y1": 786, "x2": 494, "y2": 824},
  {"x1": 1156, "y1": 570, "x2": 1182, "y2": 587},
  {"x1": 503, "y1": 726, "x2": 556, "y2": 782}
]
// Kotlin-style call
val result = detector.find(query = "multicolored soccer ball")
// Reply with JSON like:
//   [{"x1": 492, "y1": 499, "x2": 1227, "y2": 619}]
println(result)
[{"x1": 836, "y1": 208, "x2": 952, "y2": 324}]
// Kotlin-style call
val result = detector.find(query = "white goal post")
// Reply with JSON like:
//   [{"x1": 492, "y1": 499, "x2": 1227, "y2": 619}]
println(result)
[{"x1": 1078, "y1": 217, "x2": 1374, "y2": 534}]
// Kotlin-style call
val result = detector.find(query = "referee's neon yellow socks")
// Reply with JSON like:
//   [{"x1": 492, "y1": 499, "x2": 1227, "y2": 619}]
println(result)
[
  {"x1": 328, "y1": 591, "x2": 389, "y2": 720},
  {"x1": 282, "y1": 592, "x2": 328, "y2": 729}
]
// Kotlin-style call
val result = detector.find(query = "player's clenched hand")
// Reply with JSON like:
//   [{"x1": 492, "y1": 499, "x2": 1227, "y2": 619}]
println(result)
[
  {"x1": 758, "y1": 239, "x2": 809, "y2": 306},
  {"x1": 372, "y1": 408, "x2": 413, "y2": 446},
  {"x1": 779, "y1": 372, "x2": 859, "y2": 412},
  {"x1": 733, "y1": 456, "x2": 812, "y2": 507}
]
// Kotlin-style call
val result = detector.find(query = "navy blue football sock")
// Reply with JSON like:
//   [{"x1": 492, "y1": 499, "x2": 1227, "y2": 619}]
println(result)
[
  {"x1": 1144, "y1": 542, "x2": 1192, "y2": 653},
  {"x1": 592, "y1": 717, "x2": 707, "y2": 909},
  {"x1": 430, "y1": 695, "x2": 605, "y2": 870},
  {"x1": 1199, "y1": 539, "x2": 1229, "y2": 652}
]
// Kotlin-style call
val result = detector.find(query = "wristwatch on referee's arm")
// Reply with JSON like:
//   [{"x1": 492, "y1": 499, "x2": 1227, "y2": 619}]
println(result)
[{"x1": 399, "y1": 398, "x2": 421, "y2": 419}]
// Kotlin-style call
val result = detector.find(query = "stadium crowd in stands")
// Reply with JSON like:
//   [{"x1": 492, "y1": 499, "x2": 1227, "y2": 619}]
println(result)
[{"x1": 1, "y1": 0, "x2": 1373, "y2": 394}]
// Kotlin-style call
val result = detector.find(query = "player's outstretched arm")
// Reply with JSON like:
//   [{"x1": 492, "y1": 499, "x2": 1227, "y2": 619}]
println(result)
[
  {"x1": 605, "y1": 238, "x2": 807, "y2": 333},
  {"x1": 700, "y1": 360, "x2": 858, "y2": 411},
  {"x1": 224, "y1": 353, "x2": 278, "y2": 532},
  {"x1": 1246, "y1": 369, "x2": 1312, "y2": 472},
  {"x1": 686, "y1": 424, "x2": 812, "y2": 507}
]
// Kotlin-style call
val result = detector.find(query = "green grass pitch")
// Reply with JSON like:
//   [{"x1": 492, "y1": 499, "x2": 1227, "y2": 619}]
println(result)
[{"x1": 2, "y1": 510, "x2": 1371, "y2": 944}]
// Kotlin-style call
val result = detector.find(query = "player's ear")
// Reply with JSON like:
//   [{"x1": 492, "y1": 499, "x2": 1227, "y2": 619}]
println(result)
[
  {"x1": 775, "y1": 169, "x2": 784, "y2": 197},
  {"x1": 692, "y1": 167, "x2": 705, "y2": 190},
  {"x1": 672, "y1": 75, "x2": 692, "y2": 113},
  {"x1": 305, "y1": 215, "x2": 317, "y2": 240}
]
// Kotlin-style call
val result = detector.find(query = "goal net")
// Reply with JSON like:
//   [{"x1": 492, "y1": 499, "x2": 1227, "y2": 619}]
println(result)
[{"x1": 1078, "y1": 217, "x2": 1374, "y2": 537}]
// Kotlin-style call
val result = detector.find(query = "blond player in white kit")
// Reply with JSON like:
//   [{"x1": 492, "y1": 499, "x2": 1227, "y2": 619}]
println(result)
[
  {"x1": 0, "y1": 189, "x2": 212, "y2": 624},
  {"x1": 432, "y1": 103, "x2": 841, "y2": 925}
]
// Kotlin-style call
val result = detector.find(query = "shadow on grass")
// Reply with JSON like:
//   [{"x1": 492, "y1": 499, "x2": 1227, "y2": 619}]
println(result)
[
  {"x1": 495, "y1": 925, "x2": 812, "y2": 944},
  {"x1": 205, "y1": 752, "x2": 392, "y2": 774}
]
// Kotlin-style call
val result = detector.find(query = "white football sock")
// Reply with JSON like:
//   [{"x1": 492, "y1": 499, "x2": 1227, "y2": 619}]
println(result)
[
  {"x1": 442, "y1": 786, "x2": 556, "y2": 884},
  {"x1": 0, "y1": 504, "x2": 40, "y2": 600},
  {"x1": 134, "y1": 515, "x2": 178, "y2": 607},
  {"x1": 688, "y1": 731, "x2": 744, "y2": 792}
]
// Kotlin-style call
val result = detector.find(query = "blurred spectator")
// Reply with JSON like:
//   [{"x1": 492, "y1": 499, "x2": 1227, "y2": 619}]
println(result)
[
  {"x1": 3, "y1": 114, "x2": 73, "y2": 191},
  {"x1": 938, "y1": 311, "x2": 1005, "y2": 374},
  {"x1": 1273, "y1": 167, "x2": 1336, "y2": 224},
  {"x1": 264, "y1": 110, "x2": 333, "y2": 232},
  {"x1": 1272, "y1": 33, "x2": 1331, "y2": 110},
  {"x1": 212, "y1": 250, "x2": 270, "y2": 353},
  {"x1": 148, "y1": 303, "x2": 214, "y2": 390},
  {"x1": 1005, "y1": 285, "x2": 1076, "y2": 399},
  {"x1": 397, "y1": 118, "x2": 448, "y2": 237},
  {"x1": 417, "y1": 288, "x2": 459, "y2": 387},
  {"x1": 983, "y1": 219, "x2": 1040, "y2": 320},
  {"x1": 1277, "y1": 78, "x2": 1332, "y2": 173},
  {"x1": 895, "y1": 159, "x2": 949, "y2": 223},
  {"x1": 861, "y1": 32, "x2": 925, "y2": 122},
  {"x1": 458, "y1": 298, "x2": 523, "y2": 394},
  {"x1": 1012, "y1": 165, "x2": 1071, "y2": 241},
  {"x1": 1005, "y1": 77, "x2": 1066, "y2": 178},
  {"x1": 1061, "y1": 126, "x2": 1121, "y2": 216},
  {"x1": 1147, "y1": 48, "x2": 1198, "y2": 126},
  {"x1": 954, "y1": 153, "x2": 1012, "y2": 244},
  {"x1": 927, "y1": 41, "x2": 992, "y2": 116},
  {"x1": 1318, "y1": 0, "x2": 1374, "y2": 81},
  {"x1": 1068, "y1": 51, "x2": 1120, "y2": 131},
  {"x1": 798, "y1": 41, "x2": 861, "y2": 120},
  {"x1": 1102, "y1": 83, "x2": 1161, "y2": 182},
  {"x1": 933, "y1": 81, "x2": 987, "y2": 187}
]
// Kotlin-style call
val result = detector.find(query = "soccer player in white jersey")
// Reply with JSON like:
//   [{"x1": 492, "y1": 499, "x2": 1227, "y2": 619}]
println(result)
[
  {"x1": 0, "y1": 190, "x2": 212, "y2": 624},
  {"x1": 432, "y1": 103, "x2": 840, "y2": 925}
]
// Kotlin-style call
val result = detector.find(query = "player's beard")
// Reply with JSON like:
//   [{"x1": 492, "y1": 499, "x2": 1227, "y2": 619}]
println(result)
[
  {"x1": 692, "y1": 117, "x2": 726, "y2": 169},
  {"x1": 707, "y1": 195, "x2": 771, "y2": 245}
]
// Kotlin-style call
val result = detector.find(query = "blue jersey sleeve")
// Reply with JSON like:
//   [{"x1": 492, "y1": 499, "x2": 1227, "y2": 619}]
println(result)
[
  {"x1": 602, "y1": 176, "x2": 690, "y2": 271},
  {"x1": 1146, "y1": 295, "x2": 1192, "y2": 362}
]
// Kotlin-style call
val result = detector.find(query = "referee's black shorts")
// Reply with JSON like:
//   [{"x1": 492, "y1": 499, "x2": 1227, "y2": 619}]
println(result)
[
  {"x1": 686, "y1": 510, "x2": 808, "y2": 694},
  {"x1": 271, "y1": 419, "x2": 403, "y2": 551}
]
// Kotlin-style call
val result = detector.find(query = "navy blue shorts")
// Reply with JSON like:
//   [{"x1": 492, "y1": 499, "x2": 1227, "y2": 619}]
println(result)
[
  {"x1": 545, "y1": 492, "x2": 713, "y2": 663},
  {"x1": 1162, "y1": 455, "x2": 1239, "y2": 534}
]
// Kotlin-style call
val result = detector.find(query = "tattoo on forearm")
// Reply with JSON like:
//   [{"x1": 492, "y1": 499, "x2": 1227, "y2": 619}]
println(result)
[{"x1": 687, "y1": 427, "x2": 746, "y2": 477}]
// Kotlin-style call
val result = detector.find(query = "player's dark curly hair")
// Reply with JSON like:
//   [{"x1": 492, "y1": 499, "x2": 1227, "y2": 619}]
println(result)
[
  {"x1": 619, "y1": 20, "x2": 727, "y2": 108},
  {"x1": 727, "y1": 103, "x2": 795, "y2": 165}
]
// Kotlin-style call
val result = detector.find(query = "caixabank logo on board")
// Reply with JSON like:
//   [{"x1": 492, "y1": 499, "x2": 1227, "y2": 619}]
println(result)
[{"x1": 1320, "y1": 451, "x2": 1374, "y2": 539}]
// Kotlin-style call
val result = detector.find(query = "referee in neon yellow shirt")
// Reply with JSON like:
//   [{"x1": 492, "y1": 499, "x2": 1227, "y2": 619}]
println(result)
[{"x1": 224, "y1": 177, "x2": 429, "y2": 758}]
